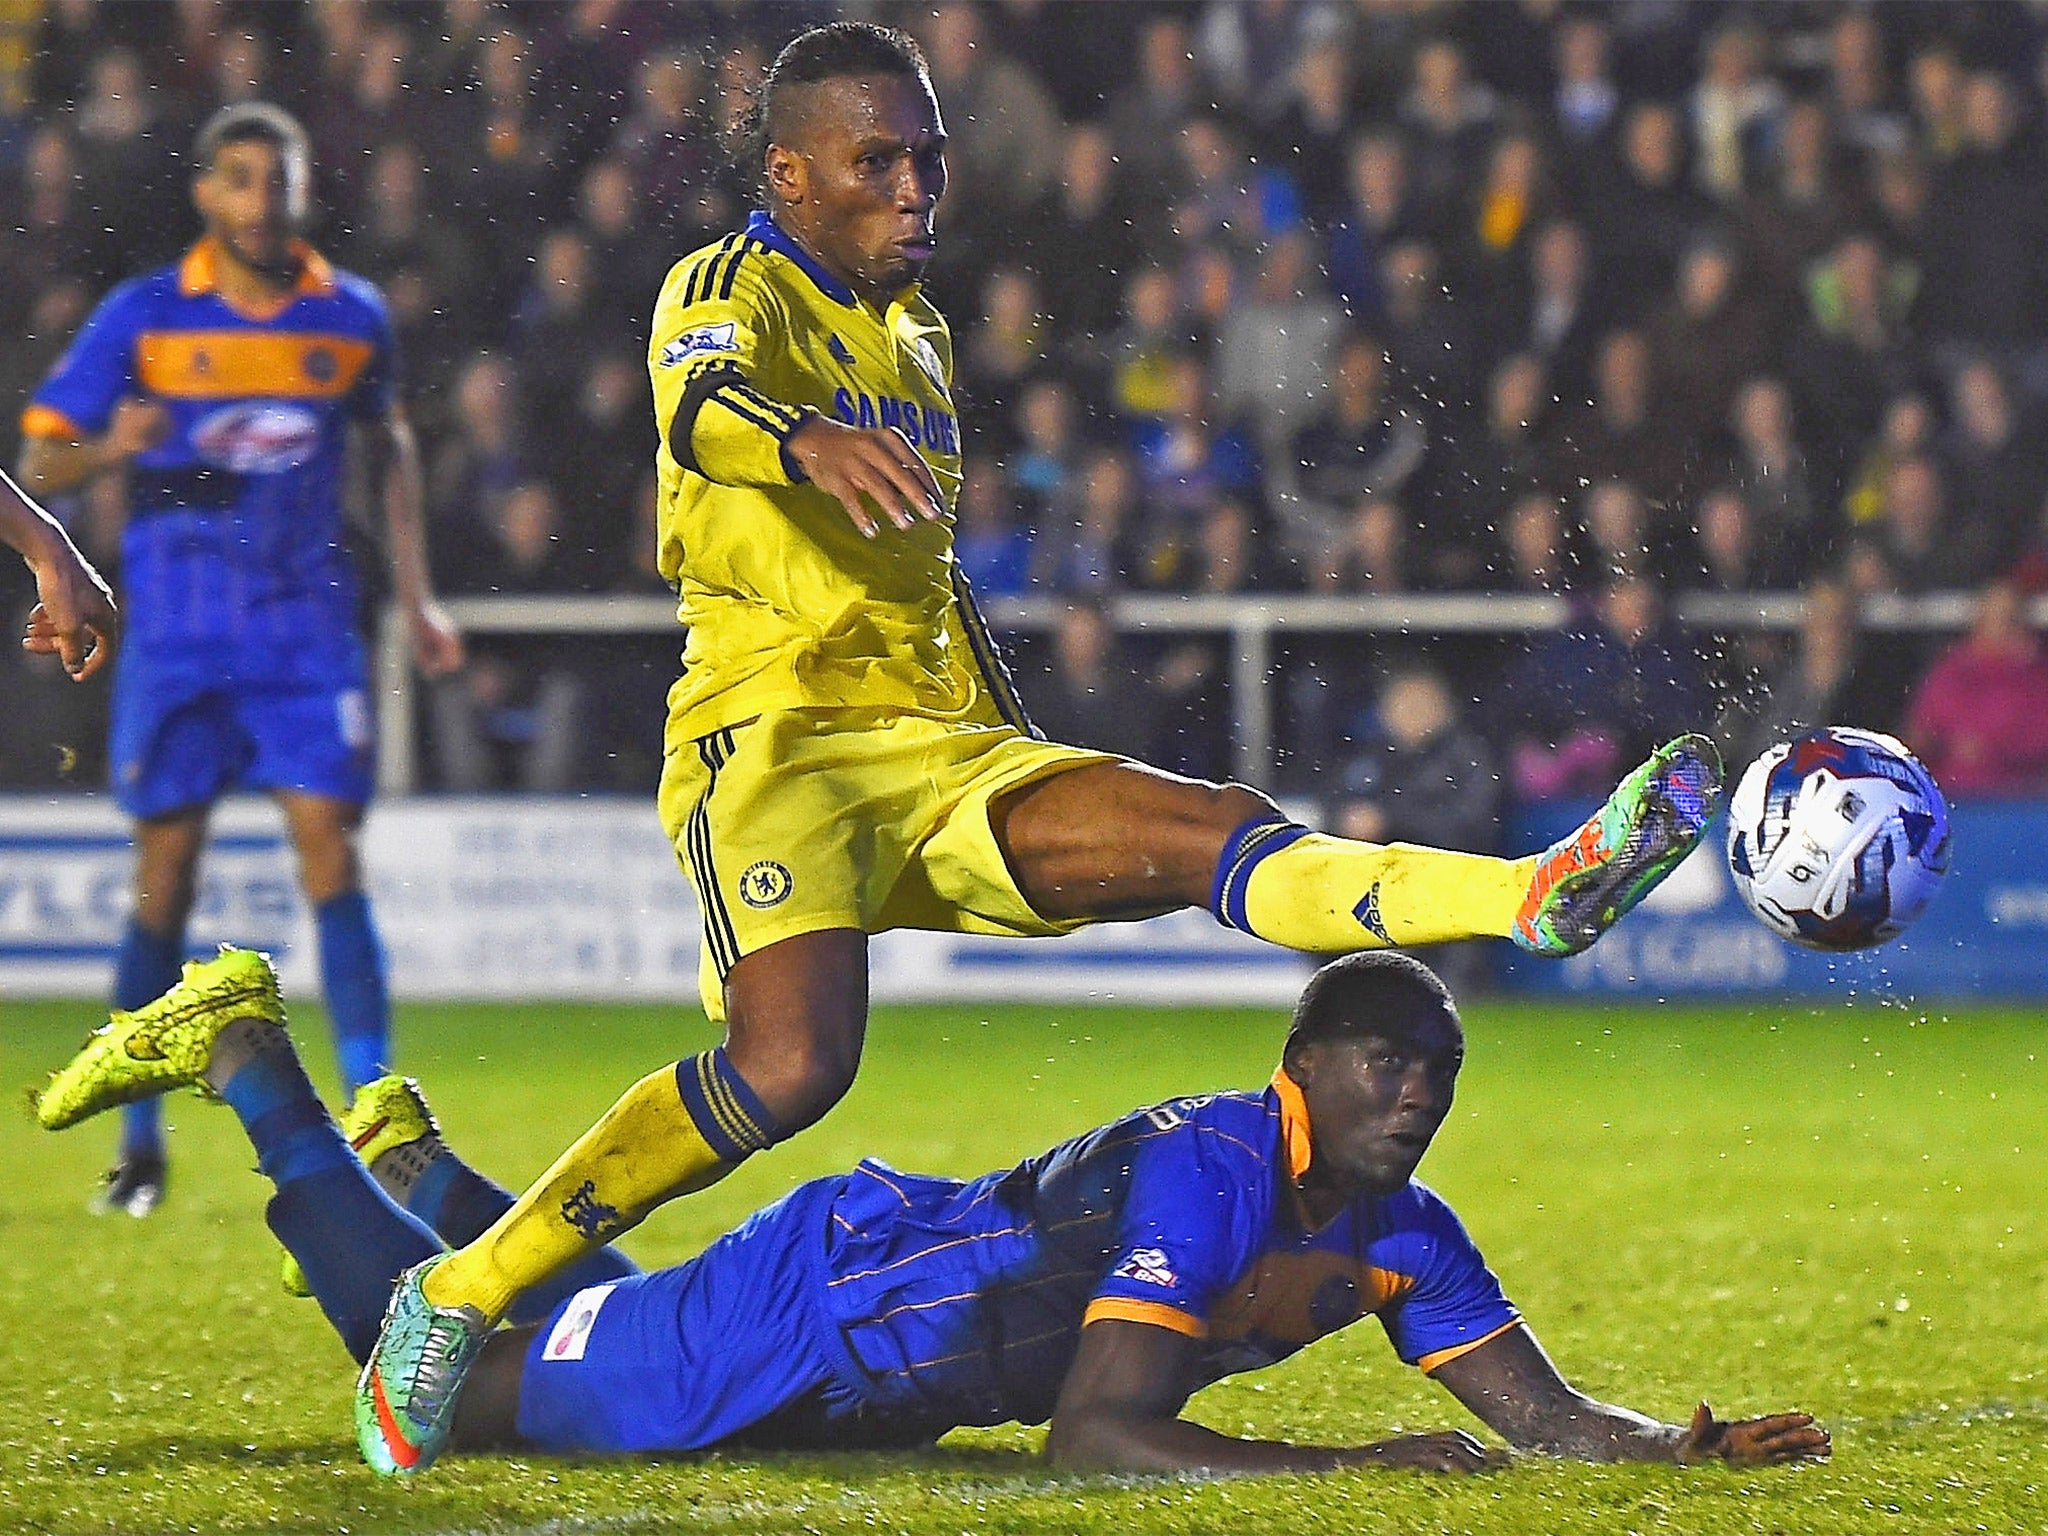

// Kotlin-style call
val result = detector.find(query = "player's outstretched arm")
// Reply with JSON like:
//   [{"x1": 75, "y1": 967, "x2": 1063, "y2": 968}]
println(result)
[
  {"x1": 1431, "y1": 1321, "x2": 1830, "y2": 1467},
  {"x1": 16, "y1": 397, "x2": 170, "y2": 497},
  {"x1": 2, "y1": 468, "x2": 117, "y2": 679},
  {"x1": 1044, "y1": 1319, "x2": 1501, "y2": 1477},
  {"x1": 364, "y1": 406, "x2": 462, "y2": 677}
]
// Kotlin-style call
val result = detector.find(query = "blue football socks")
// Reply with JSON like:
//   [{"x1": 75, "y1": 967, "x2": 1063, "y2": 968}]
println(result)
[
  {"x1": 315, "y1": 890, "x2": 392, "y2": 1095},
  {"x1": 112, "y1": 920, "x2": 185, "y2": 1157},
  {"x1": 210, "y1": 1024, "x2": 441, "y2": 1363}
]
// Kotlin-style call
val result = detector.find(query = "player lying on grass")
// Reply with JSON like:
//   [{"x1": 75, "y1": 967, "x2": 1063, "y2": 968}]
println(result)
[
  {"x1": 2, "y1": 465, "x2": 118, "y2": 680},
  {"x1": 37, "y1": 948, "x2": 1828, "y2": 1476},
  {"x1": 353, "y1": 17, "x2": 1726, "y2": 1475}
]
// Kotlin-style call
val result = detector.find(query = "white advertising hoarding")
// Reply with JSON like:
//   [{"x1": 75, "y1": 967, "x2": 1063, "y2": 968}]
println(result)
[{"x1": 0, "y1": 795, "x2": 1307, "y2": 1006}]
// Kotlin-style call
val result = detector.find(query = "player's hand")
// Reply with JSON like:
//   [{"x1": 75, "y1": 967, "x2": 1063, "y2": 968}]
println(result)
[
  {"x1": 1675, "y1": 1402, "x2": 1831, "y2": 1467},
  {"x1": 105, "y1": 398, "x2": 171, "y2": 460},
  {"x1": 786, "y1": 416, "x2": 945, "y2": 538},
  {"x1": 1353, "y1": 1430, "x2": 1505, "y2": 1474},
  {"x1": 407, "y1": 598, "x2": 465, "y2": 678},
  {"x1": 20, "y1": 533, "x2": 118, "y2": 680}
]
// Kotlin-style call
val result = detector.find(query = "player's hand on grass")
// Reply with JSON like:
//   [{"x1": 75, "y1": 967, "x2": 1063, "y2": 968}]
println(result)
[
  {"x1": 1675, "y1": 1402, "x2": 1831, "y2": 1467},
  {"x1": 20, "y1": 526, "x2": 118, "y2": 680},
  {"x1": 407, "y1": 597, "x2": 465, "y2": 678},
  {"x1": 1353, "y1": 1429, "x2": 1505, "y2": 1474},
  {"x1": 787, "y1": 416, "x2": 945, "y2": 538},
  {"x1": 106, "y1": 398, "x2": 172, "y2": 460}
]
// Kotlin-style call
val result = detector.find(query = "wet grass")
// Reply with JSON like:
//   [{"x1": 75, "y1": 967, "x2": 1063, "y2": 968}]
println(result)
[{"x1": 1, "y1": 992, "x2": 2042, "y2": 1534}]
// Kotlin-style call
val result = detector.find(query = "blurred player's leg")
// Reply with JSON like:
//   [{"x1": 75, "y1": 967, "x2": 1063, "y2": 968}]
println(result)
[
  {"x1": 101, "y1": 809, "x2": 208, "y2": 1216},
  {"x1": 278, "y1": 792, "x2": 391, "y2": 1096}
]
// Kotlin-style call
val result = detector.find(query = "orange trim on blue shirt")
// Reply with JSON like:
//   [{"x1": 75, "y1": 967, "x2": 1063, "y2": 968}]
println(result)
[
  {"x1": 19, "y1": 402, "x2": 82, "y2": 440},
  {"x1": 1271, "y1": 1066, "x2": 1313, "y2": 1182},
  {"x1": 1082, "y1": 1298, "x2": 1208, "y2": 1338},
  {"x1": 1417, "y1": 1318, "x2": 1525, "y2": 1374},
  {"x1": 176, "y1": 237, "x2": 337, "y2": 318},
  {"x1": 135, "y1": 330, "x2": 374, "y2": 400}
]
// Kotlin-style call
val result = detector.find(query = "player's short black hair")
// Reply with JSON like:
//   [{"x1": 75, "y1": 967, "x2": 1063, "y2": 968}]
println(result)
[
  {"x1": 737, "y1": 22, "x2": 931, "y2": 180},
  {"x1": 193, "y1": 101, "x2": 310, "y2": 176},
  {"x1": 1283, "y1": 951, "x2": 1461, "y2": 1066}
]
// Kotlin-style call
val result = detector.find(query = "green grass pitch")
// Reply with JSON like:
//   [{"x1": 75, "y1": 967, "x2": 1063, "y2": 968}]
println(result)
[{"x1": 1, "y1": 991, "x2": 2043, "y2": 1535}]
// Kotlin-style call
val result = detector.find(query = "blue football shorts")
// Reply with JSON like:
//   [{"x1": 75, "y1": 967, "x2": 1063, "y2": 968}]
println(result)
[
  {"x1": 109, "y1": 641, "x2": 374, "y2": 818},
  {"x1": 515, "y1": 1177, "x2": 891, "y2": 1456}
]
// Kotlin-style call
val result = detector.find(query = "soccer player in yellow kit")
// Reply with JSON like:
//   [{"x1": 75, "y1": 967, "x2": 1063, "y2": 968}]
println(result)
[{"x1": 354, "y1": 22, "x2": 1722, "y2": 1473}]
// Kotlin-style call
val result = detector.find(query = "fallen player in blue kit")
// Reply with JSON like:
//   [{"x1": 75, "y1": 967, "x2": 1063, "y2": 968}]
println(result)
[{"x1": 36, "y1": 946, "x2": 1828, "y2": 1476}]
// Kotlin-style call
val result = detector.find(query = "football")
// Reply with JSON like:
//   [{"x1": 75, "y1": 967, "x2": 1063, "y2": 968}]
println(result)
[{"x1": 1726, "y1": 727, "x2": 1953, "y2": 952}]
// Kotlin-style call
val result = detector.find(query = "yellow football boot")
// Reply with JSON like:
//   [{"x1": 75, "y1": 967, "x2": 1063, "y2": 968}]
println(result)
[{"x1": 35, "y1": 946, "x2": 283, "y2": 1132}]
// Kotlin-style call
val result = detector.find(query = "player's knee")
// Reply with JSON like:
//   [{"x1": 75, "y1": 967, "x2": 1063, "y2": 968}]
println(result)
[
  {"x1": 293, "y1": 829, "x2": 362, "y2": 904},
  {"x1": 727, "y1": 1026, "x2": 860, "y2": 1134}
]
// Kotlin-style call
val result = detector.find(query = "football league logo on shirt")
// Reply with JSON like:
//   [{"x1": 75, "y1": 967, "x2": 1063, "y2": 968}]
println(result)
[
  {"x1": 541, "y1": 1282, "x2": 619, "y2": 1362},
  {"x1": 1113, "y1": 1247, "x2": 1179, "y2": 1290},
  {"x1": 659, "y1": 323, "x2": 739, "y2": 367}
]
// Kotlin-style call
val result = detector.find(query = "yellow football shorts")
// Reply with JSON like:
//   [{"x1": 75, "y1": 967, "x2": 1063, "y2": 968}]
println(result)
[{"x1": 656, "y1": 707, "x2": 1118, "y2": 1020}]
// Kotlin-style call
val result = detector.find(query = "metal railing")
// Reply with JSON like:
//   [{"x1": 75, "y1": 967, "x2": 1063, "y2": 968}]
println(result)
[{"x1": 375, "y1": 588, "x2": 2016, "y2": 793}]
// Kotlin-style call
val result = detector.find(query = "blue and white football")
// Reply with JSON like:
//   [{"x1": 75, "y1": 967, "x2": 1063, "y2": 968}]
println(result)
[{"x1": 1726, "y1": 727, "x2": 1952, "y2": 952}]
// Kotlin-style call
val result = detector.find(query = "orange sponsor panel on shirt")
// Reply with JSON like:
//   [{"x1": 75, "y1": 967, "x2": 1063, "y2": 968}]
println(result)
[{"x1": 135, "y1": 331, "x2": 373, "y2": 400}]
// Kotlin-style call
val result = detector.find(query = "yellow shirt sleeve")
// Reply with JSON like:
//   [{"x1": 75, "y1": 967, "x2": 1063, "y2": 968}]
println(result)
[{"x1": 649, "y1": 237, "x2": 814, "y2": 488}]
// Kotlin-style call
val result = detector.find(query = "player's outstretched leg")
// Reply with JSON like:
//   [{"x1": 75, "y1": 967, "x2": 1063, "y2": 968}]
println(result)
[
  {"x1": 1510, "y1": 734, "x2": 1723, "y2": 957},
  {"x1": 1199, "y1": 738, "x2": 1716, "y2": 955}
]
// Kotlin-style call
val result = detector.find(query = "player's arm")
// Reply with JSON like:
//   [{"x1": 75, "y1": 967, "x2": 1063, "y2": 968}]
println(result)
[
  {"x1": 650, "y1": 255, "x2": 941, "y2": 539},
  {"x1": 1045, "y1": 1318, "x2": 1498, "y2": 1476},
  {"x1": 17, "y1": 397, "x2": 171, "y2": 496},
  {"x1": 359, "y1": 404, "x2": 462, "y2": 676},
  {"x1": 1431, "y1": 1321, "x2": 1830, "y2": 1466},
  {"x1": 1, "y1": 468, "x2": 118, "y2": 679}
]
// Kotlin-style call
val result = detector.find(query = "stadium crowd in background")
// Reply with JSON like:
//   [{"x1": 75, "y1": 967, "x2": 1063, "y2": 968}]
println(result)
[{"x1": 6, "y1": 0, "x2": 2048, "y2": 794}]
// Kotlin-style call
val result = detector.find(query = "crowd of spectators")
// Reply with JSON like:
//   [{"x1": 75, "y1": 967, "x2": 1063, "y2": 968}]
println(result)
[{"x1": 6, "y1": 0, "x2": 2048, "y2": 805}]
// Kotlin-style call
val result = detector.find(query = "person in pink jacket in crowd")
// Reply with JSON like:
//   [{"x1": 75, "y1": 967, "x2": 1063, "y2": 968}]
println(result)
[{"x1": 1907, "y1": 581, "x2": 2048, "y2": 795}]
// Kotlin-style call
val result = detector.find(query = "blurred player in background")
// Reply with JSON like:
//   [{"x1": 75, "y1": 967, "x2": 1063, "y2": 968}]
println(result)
[
  {"x1": 38, "y1": 947, "x2": 1828, "y2": 1477},
  {"x1": 16, "y1": 103, "x2": 462, "y2": 1216},
  {"x1": 355, "y1": 22, "x2": 1721, "y2": 1473},
  {"x1": 2, "y1": 465, "x2": 118, "y2": 680}
]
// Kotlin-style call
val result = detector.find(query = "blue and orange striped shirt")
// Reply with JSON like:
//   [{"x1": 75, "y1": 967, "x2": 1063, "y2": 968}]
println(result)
[
  {"x1": 808, "y1": 1075, "x2": 1521, "y2": 1428},
  {"x1": 25, "y1": 238, "x2": 396, "y2": 661}
]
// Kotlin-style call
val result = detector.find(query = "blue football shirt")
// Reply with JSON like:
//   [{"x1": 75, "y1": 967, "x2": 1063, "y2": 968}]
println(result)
[
  {"x1": 25, "y1": 238, "x2": 396, "y2": 664},
  {"x1": 812, "y1": 1072, "x2": 1521, "y2": 1428}
]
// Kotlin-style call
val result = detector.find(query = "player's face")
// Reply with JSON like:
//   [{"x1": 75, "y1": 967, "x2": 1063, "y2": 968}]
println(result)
[
  {"x1": 1295, "y1": 1015, "x2": 1462, "y2": 1200},
  {"x1": 770, "y1": 73, "x2": 948, "y2": 301},
  {"x1": 195, "y1": 139, "x2": 304, "y2": 273}
]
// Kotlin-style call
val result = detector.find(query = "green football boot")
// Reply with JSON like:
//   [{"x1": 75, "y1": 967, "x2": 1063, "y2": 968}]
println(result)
[
  {"x1": 355, "y1": 1255, "x2": 491, "y2": 1476},
  {"x1": 1513, "y1": 735, "x2": 1724, "y2": 958},
  {"x1": 35, "y1": 946, "x2": 283, "y2": 1131},
  {"x1": 283, "y1": 1076, "x2": 444, "y2": 1298}
]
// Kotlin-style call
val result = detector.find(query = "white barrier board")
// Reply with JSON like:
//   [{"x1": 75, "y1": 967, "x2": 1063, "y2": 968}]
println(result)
[{"x1": 0, "y1": 795, "x2": 1306, "y2": 1006}]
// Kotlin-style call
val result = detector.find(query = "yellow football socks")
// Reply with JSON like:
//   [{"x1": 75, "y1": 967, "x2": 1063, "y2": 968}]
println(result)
[
  {"x1": 421, "y1": 1048, "x2": 781, "y2": 1322},
  {"x1": 1215, "y1": 820, "x2": 1536, "y2": 952}
]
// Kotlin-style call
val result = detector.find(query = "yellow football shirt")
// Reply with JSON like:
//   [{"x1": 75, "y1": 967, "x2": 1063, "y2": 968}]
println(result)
[{"x1": 647, "y1": 210, "x2": 1028, "y2": 750}]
